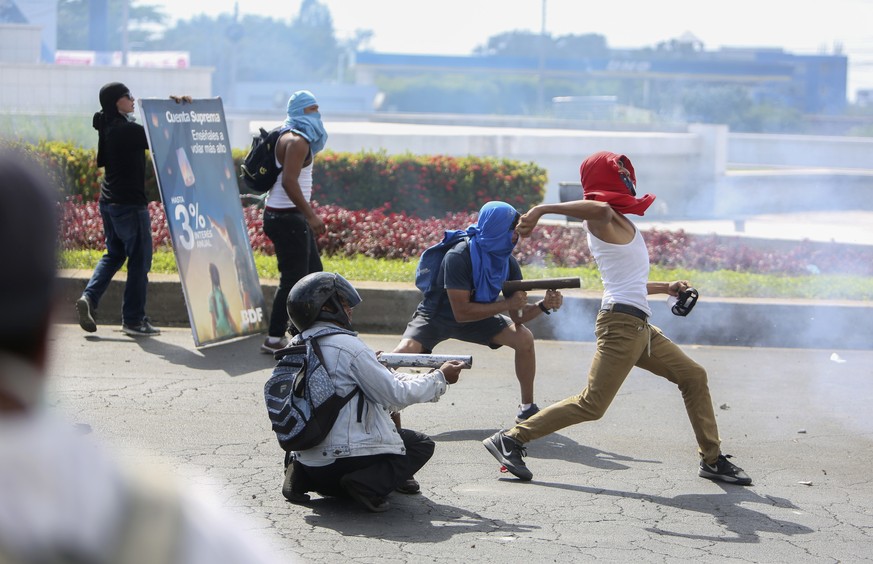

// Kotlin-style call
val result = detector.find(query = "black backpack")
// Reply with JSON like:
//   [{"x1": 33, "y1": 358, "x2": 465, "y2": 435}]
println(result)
[
  {"x1": 239, "y1": 124, "x2": 290, "y2": 193},
  {"x1": 264, "y1": 326, "x2": 362, "y2": 452}
]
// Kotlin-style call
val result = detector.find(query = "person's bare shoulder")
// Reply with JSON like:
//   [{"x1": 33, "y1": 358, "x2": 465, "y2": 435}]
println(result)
[{"x1": 277, "y1": 131, "x2": 310, "y2": 167}]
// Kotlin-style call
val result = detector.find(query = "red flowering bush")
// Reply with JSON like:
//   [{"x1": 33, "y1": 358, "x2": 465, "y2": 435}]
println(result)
[
  {"x1": 514, "y1": 222, "x2": 593, "y2": 267},
  {"x1": 314, "y1": 204, "x2": 478, "y2": 259},
  {"x1": 60, "y1": 198, "x2": 873, "y2": 276},
  {"x1": 60, "y1": 197, "x2": 171, "y2": 250}
]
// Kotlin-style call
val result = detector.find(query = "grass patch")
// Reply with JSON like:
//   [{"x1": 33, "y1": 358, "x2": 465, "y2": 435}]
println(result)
[{"x1": 60, "y1": 249, "x2": 873, "y2": 301}]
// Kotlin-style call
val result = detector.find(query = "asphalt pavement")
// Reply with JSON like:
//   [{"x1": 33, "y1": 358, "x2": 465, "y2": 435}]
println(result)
[{"x1": 46, "y1": 324, "x2": 873, "y2": 563}]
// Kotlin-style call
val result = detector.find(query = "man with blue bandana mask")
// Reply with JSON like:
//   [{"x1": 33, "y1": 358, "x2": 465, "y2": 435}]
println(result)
[
  {"x1": 260, "y1": 90, "x2": 330, "y2": 354},
  {"x1": 389, "y1": 201, "x2": 564, "y2": 493}
]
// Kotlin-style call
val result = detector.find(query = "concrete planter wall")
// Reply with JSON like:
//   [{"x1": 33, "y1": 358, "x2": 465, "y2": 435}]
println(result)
[{"x1": 56, "y1": 272, "x2": 873, "y2": 350}]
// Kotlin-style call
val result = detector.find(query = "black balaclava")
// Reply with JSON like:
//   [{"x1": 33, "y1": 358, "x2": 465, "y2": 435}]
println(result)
[
  {"x1": 98, "y1": 82, "x2": 130, "y2": 115},
  {"x1": 93, "y1": 82, "x2": 131, "y2": 167}
]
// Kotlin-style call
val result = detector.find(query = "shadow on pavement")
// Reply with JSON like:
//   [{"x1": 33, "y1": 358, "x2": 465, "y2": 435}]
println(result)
[
  {"x1": 302, "y1": 495, "x2": 539, "y2": 542},
  {"x1": 431, "y1": 429, "x2": 661, "y2": 471},
  {"x1": 533, "y1": 480, "x2": 813, "y2": 543},
  {"x1": 128, "y1": 333, "x2": 275, "y2": 377}
]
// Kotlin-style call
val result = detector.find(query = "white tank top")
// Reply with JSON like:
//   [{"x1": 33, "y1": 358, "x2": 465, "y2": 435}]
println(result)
[
  {"x1": 584, "y1": 221, "x2": 652, "y2": 316},
  {"x1": 264, "y1": 140, "x2": 314, "y2": 209}
]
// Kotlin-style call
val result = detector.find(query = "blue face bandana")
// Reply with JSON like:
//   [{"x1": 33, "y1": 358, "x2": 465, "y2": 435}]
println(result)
[
  {"x1": 284, "y1": 90, "x2": 328, "y2": 155},
  {"x1": 466, "y1": 201, "x2": 519, "y2": 302}
]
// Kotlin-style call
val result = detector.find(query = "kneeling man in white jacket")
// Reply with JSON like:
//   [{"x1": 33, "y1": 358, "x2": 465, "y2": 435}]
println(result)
[{"x1": 278, "y1": 272, "x2": 467, "y2": 512}]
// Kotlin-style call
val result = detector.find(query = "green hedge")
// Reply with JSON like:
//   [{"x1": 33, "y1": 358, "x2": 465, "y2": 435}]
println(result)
[
  {"x1": 0, "y1": 139, "x2": 109, "y2": 200},
  {"x1": 313, "y1": 150, "x2": 546, "y2": 216},
  {"x1": 4, "y1": 140, "x2": 547, "y2": 216}
]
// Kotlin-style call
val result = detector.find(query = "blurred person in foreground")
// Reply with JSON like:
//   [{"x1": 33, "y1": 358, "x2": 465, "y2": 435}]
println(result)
[
  {"x1": 76, "y1": 81, "x2": 164, "y2": 337},
  {"x1": 278, "y1": 272, "x2": 467, "y2": 512},
  {"x1": 0, "y1": 150, "x2": 279, "y2": 563},
  {"x1": 482, "y1": 151, "x2": 752, "y2": 486},
  {"x1": 260, "y1": 90, "x2": 329, "y2": 354}
]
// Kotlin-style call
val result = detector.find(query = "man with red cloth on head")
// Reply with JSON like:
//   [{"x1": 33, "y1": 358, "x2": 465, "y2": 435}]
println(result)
[{"x1": 482, "y1": 151, "x2": 753, "y2": 486}]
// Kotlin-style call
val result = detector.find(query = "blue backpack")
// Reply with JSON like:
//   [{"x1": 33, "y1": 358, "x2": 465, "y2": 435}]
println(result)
[{"x1": 414, "y1": 230, "x2": 467, "y2": 294}]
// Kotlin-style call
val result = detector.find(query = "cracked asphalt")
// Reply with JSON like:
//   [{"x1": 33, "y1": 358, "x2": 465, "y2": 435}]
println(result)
[{"x1": 46, "y1": 324, "x2": 873, "y2": 563}]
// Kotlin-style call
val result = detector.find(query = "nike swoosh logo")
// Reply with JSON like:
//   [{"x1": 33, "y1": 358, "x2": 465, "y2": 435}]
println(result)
[{"x1": 500, "y1": 440, "x2": 513, "y2": 458}]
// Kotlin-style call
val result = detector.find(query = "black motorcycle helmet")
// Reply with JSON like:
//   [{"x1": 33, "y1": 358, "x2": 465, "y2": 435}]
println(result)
[{"x1": 287, "y1": 272, "x2": 362, "y2": 331}]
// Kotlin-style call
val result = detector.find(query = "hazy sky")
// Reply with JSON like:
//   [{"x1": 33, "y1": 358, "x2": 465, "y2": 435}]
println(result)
[{"x1": 144, "y1": 0, "x2": 873, "y2": 97}]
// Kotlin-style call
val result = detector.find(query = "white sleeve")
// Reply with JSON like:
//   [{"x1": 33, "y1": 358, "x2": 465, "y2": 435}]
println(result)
[{"x1": 348, "y1": 348, "x2": 448, "y2": 410}]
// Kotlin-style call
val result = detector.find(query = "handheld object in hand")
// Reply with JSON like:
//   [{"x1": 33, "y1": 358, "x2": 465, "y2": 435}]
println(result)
[{"x1": 671, "y1": 288, "x2": 699, "y2": 317}]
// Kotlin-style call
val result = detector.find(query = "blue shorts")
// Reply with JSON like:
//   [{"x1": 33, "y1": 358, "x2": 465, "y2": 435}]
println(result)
[{"x1": 401, "y1": 310, "x2": 510, "y2": 352}]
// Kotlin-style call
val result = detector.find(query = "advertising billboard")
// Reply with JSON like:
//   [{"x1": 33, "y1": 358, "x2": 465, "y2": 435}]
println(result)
[{"x1": 141, "y1": 98, "x2": 267, "y2": 346}]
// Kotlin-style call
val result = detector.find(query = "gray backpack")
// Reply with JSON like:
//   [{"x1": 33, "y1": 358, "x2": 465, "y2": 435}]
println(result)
[{"x1": 264, "y1": 326, "x2": 361, "y2": 452}]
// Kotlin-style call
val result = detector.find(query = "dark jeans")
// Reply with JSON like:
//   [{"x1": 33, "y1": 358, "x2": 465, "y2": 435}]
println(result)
[
  {"x1": 83, "y1": 201, "x2": 152, "y2": 326},
  {"x1": 263, "y1": 209, "x2": 322, "y2": 337},
  {"x1": 294, "y1": 429, "x2": 435, "y2": 499}
]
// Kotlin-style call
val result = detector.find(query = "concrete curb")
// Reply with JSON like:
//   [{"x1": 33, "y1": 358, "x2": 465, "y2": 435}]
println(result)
[{"x1": 58, "y1": 270, "x2": 873, "y2": 350}]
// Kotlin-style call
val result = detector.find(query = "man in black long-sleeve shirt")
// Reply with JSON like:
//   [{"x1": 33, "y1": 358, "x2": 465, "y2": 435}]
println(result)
[{"x1": 76, "y1": 82, "x2": 159, "y2": 336}]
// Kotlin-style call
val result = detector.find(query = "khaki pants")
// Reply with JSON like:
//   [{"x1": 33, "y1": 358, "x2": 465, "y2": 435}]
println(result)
[{"x1": 507, "y1": 310, "x2": 721, "y2": 464}]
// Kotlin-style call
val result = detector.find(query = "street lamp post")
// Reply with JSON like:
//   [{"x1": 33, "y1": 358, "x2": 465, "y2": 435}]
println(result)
[{"x1": 537, "y1": 0, "x2": 547, "y2": 114}]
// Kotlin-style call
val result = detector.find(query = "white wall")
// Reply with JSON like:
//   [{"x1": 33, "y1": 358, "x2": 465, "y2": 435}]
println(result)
[
  {"x1": 0, "y1": 24, "x2": 42, "y2": 64},
  {"x1": 237, "y1": 118, "x2": 722, "y2": 218},
  {"x1": 0, "y1": 63, "x2": 212, "y2": 113},
  {"x1": 729, "y1": 132, "x2": 873, "y2": 169}
]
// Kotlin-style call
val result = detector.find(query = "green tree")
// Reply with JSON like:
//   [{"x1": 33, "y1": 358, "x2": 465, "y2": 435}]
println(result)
[
  {"x1": 475, "y1": 31, "x2": 550, "y2": 58},
  {"x1": 379, "y1": 75, "x2": 509, "y2": 114},
  {"x1": 288, "y1": 0, "x2": 340, "y2": 78},
  {"x1": 149, "y1": 0, "x2": 341, "y2": 98},
  {"x1": 738, "y1": 103, "x2": 803, "y2": 133},
  {"x1": 682, "y1": 85, "x2": 752, "y2": 125},
  {"x1": 56, "y1": 0, "x2": 167, "y2": 50},
  {"x1": 153, "y1": 13, "x2": 308, "y2": 99},
  {"x1": 681, "y1": 85, "x2": 802, "y2": 132}
]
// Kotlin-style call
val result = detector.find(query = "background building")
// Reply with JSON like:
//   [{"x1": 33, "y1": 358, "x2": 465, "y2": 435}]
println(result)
[{"x1": 355, "y1": 47, "x2": 848, "y2": 117}]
